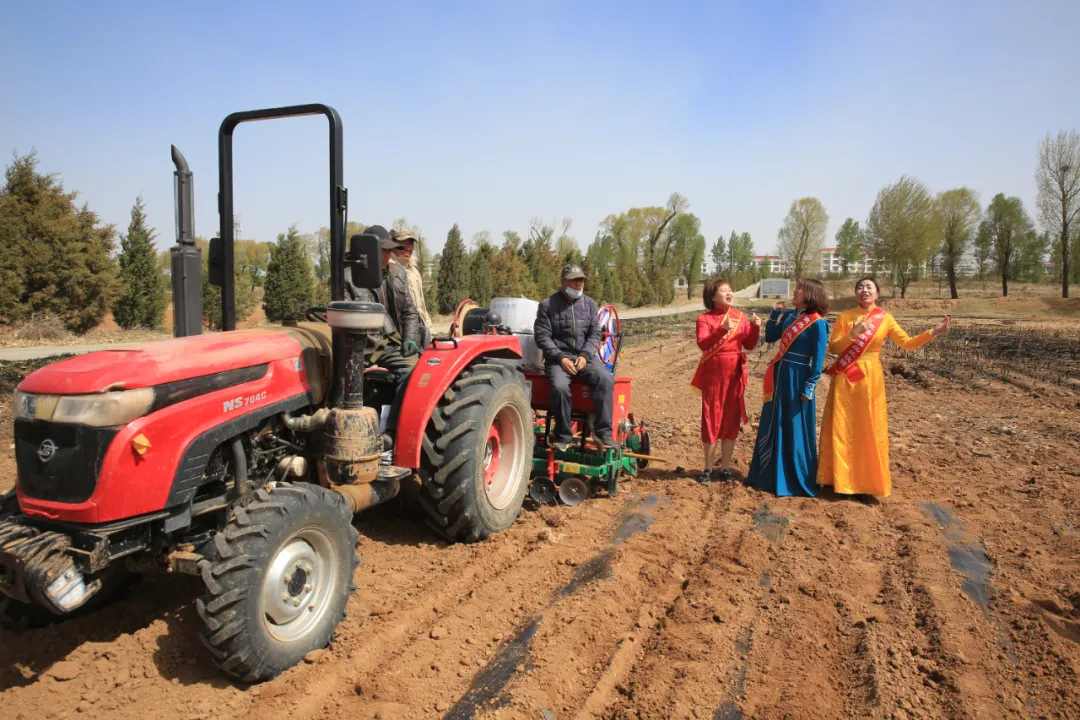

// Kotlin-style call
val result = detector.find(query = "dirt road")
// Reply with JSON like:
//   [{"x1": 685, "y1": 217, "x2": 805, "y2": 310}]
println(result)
[{"x1": 1, "y1": 320, "x2": 1078, "y2": 719}]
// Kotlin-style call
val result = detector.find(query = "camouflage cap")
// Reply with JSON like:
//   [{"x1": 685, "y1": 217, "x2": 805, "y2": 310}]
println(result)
[
  {"x1": 391, "y1": 229, "x2": 418, "y2": 243},
  {"x1": 561, "y1": 263, "x2": 585, "y2": 280}
]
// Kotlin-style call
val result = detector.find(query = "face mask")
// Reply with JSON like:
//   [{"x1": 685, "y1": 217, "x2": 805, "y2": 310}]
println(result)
[{"x1": 565, "y1": 287, "x2": 583, "y2": 300}]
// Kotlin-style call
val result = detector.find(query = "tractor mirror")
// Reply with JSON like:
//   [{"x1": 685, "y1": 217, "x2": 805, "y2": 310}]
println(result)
[
  {"x1": 208, "y1": 237, "x2": 224, "y2": 287},
  {"x1": 348, "y1": 234, "x2": 382, "y2": 290}
]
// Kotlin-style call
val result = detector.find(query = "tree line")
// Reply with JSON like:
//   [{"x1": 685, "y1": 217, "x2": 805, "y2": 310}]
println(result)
[
  {"x1": 774, "y1": 130, "x2": 1079, "y2": 299},
  {"x1": 1, "y1": 130, "x2": 1075, "y2": 335}
]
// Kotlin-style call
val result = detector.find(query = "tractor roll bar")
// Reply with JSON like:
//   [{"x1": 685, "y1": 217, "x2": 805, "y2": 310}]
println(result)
[{"x1": 217, "y1": 104, "x2": 347, "y2": 331}]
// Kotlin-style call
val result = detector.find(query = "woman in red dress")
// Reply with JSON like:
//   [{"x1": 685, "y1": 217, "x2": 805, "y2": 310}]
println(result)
[{"x1": 691, "y1": 279, "x2": 761, "y2": 484}]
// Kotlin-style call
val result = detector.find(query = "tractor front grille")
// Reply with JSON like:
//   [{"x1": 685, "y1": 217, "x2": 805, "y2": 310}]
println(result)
[{"x1": 14, "y1": 420, "x2": 118, "y2": 504}]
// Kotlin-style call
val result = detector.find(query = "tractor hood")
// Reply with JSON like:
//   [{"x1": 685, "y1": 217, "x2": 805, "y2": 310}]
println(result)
[{"x1": 17, "y1": 328, "x2": 330, "y2": 395}]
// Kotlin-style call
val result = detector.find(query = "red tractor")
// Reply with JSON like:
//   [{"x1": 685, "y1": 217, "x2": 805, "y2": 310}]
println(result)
[{"x1": 0, "y1": 105, "x2": 535, "y2": 682}]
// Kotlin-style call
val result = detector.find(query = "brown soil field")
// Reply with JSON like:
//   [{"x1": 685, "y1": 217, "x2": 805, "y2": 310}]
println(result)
[{"x1": 1, "y1": 316, "x2": 1078, "y2": 719}]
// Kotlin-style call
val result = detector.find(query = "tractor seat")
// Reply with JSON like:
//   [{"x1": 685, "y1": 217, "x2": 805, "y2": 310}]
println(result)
[{"x1": 522, "y1": 370, "x2": 632, "y2": 416}]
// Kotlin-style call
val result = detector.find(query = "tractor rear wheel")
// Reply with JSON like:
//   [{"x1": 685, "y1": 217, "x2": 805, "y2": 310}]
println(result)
[
  {"x1": 196, "y1": 482, "x2": 359, "y2": 683},
  {"x1": 418, "y1": 362, "x2": 534, "y2": 543}
]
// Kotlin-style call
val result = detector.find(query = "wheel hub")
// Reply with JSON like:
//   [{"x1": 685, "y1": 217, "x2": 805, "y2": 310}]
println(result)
[
  {"x1": 286, "y1": 566, "x2": 308, "y2": 597},
  {"x1": 483, "y1": 404, "x2": 526, "y2": 510},
  {"x1": 259, "y1": 529, "x2": 338, "y2": 642},
  {"x1": 483, "y1": 424, "x2": 502, "y2": 487}
]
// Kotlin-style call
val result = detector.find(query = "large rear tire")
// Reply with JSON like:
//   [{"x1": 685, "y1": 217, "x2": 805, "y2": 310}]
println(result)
[
  {"x1": 195, "y1": 482, "x2": 359, "y2": 683},
  {"x1": 417, "y1": 362, "x2": 534, "y2": 543}
]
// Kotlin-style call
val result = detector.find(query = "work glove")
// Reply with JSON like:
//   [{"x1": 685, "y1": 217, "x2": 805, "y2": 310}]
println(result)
[{"x1": 402, "y1": 339, "x2": 422, "y2": 357}]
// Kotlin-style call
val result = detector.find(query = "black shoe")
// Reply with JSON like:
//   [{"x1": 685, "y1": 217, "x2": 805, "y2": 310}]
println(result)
[
  {"x1": 696, "y1": 470, "x2": 711, "y2": 485},
  {"x1": 712, "y1": 468, "x2": 734, "y2": 482},
  {"x1": 595, "y1": 434, "x2": 617, "y2": 449}
]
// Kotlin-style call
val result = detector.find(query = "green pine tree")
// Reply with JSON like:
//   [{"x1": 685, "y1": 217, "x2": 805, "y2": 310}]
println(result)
[
  {"x1": 113, "y1": 196, "x2": 167, "y2": 329},
  {"x1": 582, "y1": 256, "x2": 604, "y2": 302},
  {"x1": 601, "y1": 264, "x2": 621, "y2": 303},
  {"x1": 469, "y1": 241, "x2": 496, "y2": 306},
  {"x1": 437, "y1": 224, "x2": 471, "y2": 314},
  {"x1": 0, "y1": 151, "x2": 118, "y2": 333},
  {"x1": 489, "y1": 241, "x2": 535, "y2": 298},
  {"x1": 263, "y1": 224, "x2": 315, "y2": 322},
  {"x1": 198, "y1": 231, "x2": 259, "y2": 330}
]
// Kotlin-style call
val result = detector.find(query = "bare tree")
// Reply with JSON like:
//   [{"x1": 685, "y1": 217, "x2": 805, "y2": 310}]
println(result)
[
  {"x1": 934, "y1": 187, "x2": 981, "y2": 299},
  {"x1": 776, "y1": 197, "x2": 828, "y2": 280},
  {"x1": 1035, "y1": 130, "x2": 1080, "y2": 298},
  {"x1": 864, "y1": 176, "x2": 937, "y2": 298},
  {"x1": 471, "y1": 229, "x2": 492, "y2": 249}
]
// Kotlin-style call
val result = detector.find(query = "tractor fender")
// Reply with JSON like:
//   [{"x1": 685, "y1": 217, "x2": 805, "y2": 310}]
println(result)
[{"x1": 393, "y1": 335, "x2": 522, "y2": 469}]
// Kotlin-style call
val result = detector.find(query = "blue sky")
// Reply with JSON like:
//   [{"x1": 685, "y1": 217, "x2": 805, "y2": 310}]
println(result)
[{"x1": 2, "y1": 1, "x2": 1078, "y2": 257}]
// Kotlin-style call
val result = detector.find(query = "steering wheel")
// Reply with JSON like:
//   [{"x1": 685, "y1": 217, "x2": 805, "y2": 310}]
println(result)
[{"x1": 303, "y1": 306, "x2": 328, "y2": 323}]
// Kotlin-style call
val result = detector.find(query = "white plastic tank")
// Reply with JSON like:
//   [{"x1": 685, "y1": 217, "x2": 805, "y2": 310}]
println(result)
[
  {"x1": 490, "y1": 297, "x2": 540, "y2": 334},
  {"x1": 514, "y1": 332, "x2": 544, "y2": 371}
]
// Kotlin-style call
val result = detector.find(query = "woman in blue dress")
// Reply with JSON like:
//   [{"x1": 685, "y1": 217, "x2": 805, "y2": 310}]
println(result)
[{"x1": 746, "y1": 278, "x2": 830, "y2": 497}]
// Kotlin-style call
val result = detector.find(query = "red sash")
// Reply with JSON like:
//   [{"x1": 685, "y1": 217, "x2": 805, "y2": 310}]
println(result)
[
  {"x1": 690, "y1": 309, "x2": 744, "y2": 392},
  {"x1": 762, "y1": 312, "x2": 821, "y2": 403},
  {"x1": 825, "y1": 307, "x2": 885, "y2": 384}
]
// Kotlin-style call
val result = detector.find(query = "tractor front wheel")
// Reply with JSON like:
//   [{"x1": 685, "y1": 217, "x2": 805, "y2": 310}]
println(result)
[
  {"x1": 418, "y1": 362, "x2": 534, "y2": 543},
  {"x1": 196, "y1": 482, "x2": 359, "y2": 683},
  {"x1": 0, "y1": 489, "x2": 17, "y2": 521}
]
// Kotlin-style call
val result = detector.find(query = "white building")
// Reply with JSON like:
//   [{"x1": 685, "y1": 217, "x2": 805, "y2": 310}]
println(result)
[
  {"x1": 753, "y1": 255, "x2": 790, "y2": 274},
  {"x1": 819, "y1": 247, "x2": 877, "y2": 275}
]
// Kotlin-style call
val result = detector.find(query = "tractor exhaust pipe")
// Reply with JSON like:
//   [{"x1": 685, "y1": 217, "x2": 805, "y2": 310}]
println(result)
[
  {"x1": 331, "y1": 475, "x2": 401, "y2": 514},
  {"x1": 170, "y1": 145, "x2": 202, "y2": 338},
  {"x1": 323, "y1": 301, "x2": 386, "y2": 488}
]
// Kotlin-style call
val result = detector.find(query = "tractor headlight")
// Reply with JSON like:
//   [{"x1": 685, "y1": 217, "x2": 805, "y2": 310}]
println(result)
[
  {"x1": 51, "y1": 388, "x2": 156, "y2": 427},
  {"x1": 13, "y1": 390, "x2": 36, "y2": 420}
]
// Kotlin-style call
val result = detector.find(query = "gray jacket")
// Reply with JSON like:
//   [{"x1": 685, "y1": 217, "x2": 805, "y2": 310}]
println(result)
[{"x1": 533, "y1": 291, "x2": 602, "y2": 366}]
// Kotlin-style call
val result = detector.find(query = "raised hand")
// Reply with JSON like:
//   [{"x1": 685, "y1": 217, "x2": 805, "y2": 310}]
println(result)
[
  {"x1": 723, "y1": 314, "x2": 738, "y2": 332},
  {"x1": 750, "y1": 313, "x2": 761, "y2": 328},
  {"x1": 931, "y1": 315, "x2": 951, "y2": 337},
  {"x1": 772, "y1": 300, "x2": 786, "y2": 312}
]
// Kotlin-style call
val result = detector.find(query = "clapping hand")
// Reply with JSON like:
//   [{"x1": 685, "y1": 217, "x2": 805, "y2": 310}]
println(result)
[{"x1": 723, "y1": 314, "x2": 738, "y2": 332}]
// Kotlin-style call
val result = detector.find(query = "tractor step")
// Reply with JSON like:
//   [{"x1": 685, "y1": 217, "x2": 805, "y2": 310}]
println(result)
[{"x1": 377, "y1": 465, "x2": 412, "y2": 483}]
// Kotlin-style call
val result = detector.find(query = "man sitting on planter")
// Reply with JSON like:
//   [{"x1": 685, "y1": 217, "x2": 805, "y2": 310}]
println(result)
[{"x1": 533, "y1": 264, "x2": 615, "y2": 452}]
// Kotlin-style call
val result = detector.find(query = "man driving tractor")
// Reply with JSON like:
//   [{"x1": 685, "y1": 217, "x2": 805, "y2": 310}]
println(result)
[
  {"x1": 346, "y1": 224, "x2": 423, "y2": 365},
  {"x1": 345, "y1": 224, "x2": 423, "y2": 443},
  {"x1": 390, "y1": 228, "x2": 433, "y2": 331},
  {"x1": 533, "y1": 264, "x2": 616, "y2": 452}
]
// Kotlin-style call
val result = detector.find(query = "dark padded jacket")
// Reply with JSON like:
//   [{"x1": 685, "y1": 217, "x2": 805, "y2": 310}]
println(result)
[
  {"x1": 533, "y1": 291, "x2": 602, "y2": 366},
  {"x1": 345, "y1": 263, "x2": 421, "y2": 354}
]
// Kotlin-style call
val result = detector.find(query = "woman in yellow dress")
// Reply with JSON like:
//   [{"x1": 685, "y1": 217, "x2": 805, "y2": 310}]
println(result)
[{"x1": 817, "y1": 277, "x2": 951, "y2": 499}]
